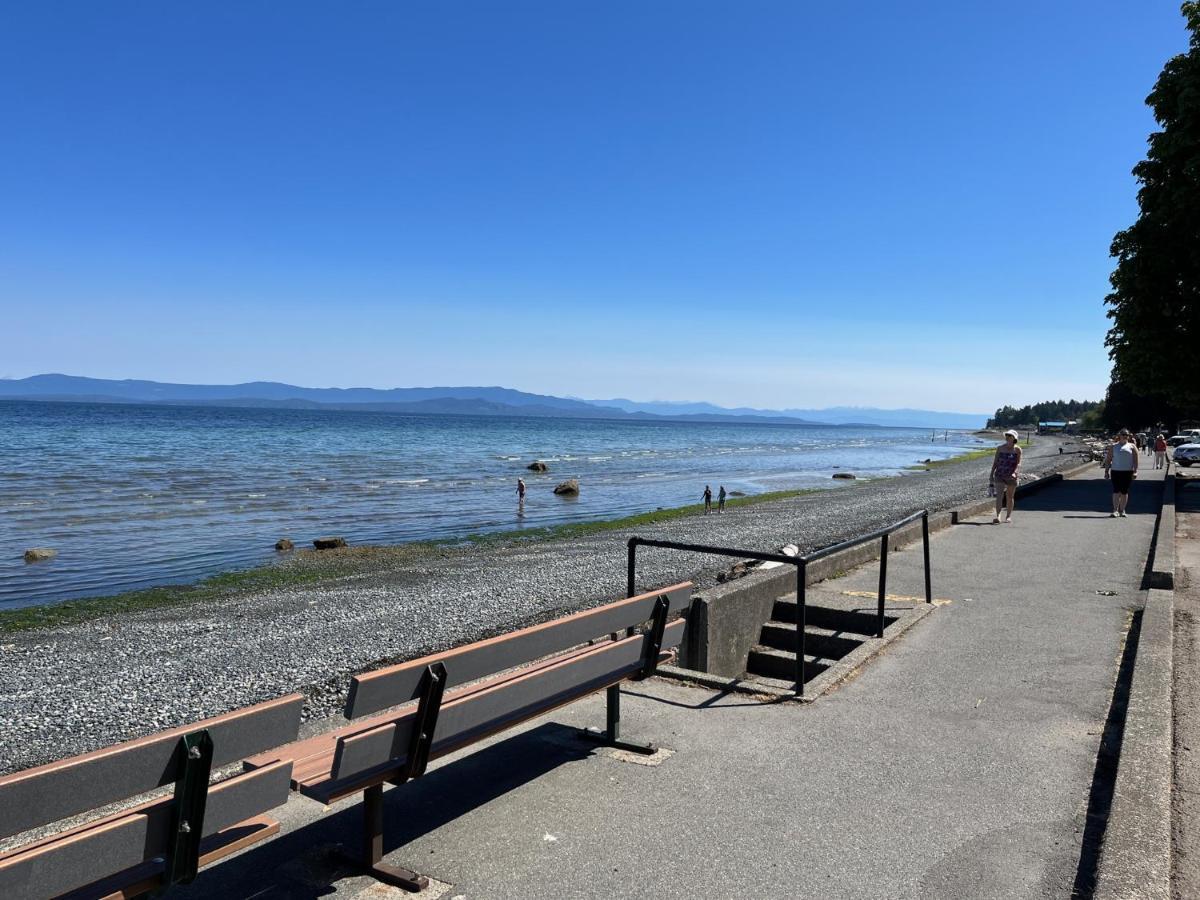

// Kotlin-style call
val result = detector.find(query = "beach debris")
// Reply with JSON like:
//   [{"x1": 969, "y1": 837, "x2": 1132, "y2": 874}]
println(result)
[
  {"x1": 832, "y1": 472, "x2": 856, "y2": 480},
  {"x1": 553, "y1": 479, "x2": 579, "y2": 496},
  {"x1": 716, "y1": 560, "x2": 752, "y2": 583},
  {"x1": 779, "y1": 544, "x2": 799, "y2": 557},
  {"x1": 313, "y1": 536, "x2": 348, "y2": 550},
  {"x1": 23, "y1": 548, "x2": 57, "y2": 563},
  {"x1": 527, "y1": 460, "x2": 549, "y2": 472},
  {"x1": 275, "y1": 538, "x2": 295, "y2": 552}
]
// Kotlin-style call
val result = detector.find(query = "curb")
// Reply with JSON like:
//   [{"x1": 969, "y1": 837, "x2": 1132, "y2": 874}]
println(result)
[{"x1": 1095, "y1": 472, "x2": 1176, "y2": 900}]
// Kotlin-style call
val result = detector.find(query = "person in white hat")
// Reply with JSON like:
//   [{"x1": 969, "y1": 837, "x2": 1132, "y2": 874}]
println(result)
[{"x1": 989, "y1": 429, "x2": 1022, "y2": 523}]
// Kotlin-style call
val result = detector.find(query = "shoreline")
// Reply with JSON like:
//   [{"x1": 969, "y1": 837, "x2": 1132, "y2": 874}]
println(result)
[
  {"x1": 0, "y1": 434, "x2": 1081, "y2": 774},
  {"x1": 0, "y1": 437, "x2": 1024, "y2": 633},
  {"x1": 0, "y1": 485, "x2": 833, "y2": 633}
]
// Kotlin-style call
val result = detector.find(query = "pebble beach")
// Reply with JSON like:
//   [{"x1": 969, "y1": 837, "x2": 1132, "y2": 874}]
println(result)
[{"x1": 0, "y1": 435, "x2": 1083, "y2": 775}]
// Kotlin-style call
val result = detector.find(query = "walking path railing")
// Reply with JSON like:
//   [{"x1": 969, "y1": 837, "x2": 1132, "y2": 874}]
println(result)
[{"x1": 628, "y1": 509, "x2": 932, "y2": 696}]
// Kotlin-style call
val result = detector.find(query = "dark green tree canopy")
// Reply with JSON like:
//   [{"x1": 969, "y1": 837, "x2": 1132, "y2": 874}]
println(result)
[
  {"x1": 987, "y1": 399, "x2": 1100, "y2": 429},
  {"x1": 1105, "y1": 2, "x2": 1200, "y2": 416}
]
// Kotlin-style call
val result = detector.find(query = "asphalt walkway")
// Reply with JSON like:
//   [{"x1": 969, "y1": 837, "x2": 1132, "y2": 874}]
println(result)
[{"x1": 183, "y1": 463, "x2": 1166, "y2": 899}]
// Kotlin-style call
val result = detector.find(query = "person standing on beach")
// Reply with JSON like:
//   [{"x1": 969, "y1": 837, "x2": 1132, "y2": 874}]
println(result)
[
  {"x1": 1155, "y1": 433, "x2": 1168, "y2": 469},
  {"x1": 702, "y1": 485, "x2": 712, "y2": 515},
  {"x1": 989, "y1": 429, "x2": 1022, "y2": 523},
  {"x1": 1104, "y1": 429, "x2": 1139, "y2": 517},
  {"x1": 717, "y1": 485, "x2": 727, "y2": 513}
]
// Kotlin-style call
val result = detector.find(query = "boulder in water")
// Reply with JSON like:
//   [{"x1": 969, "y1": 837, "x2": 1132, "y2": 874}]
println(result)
[
  {"x1": 275, "y1": 538, "x2": 295, "y2": 552},
  {"x1": 23, "y1": 548, "x2": 57, "y2": 563},
  {"x1": 313, "y1": 536, "x2": 347, "y2": 550},
  {"x1": 832, "y1": 472, "x2": 856, "y2": 480},
  {"x1": 553, "y1": 479, "x2": 580, "y2": 496},
  {"x1": 527, "y1": 460, "x2": 549, "y2": 472}
]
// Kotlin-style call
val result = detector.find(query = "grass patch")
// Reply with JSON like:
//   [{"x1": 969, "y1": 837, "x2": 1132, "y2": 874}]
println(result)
[
  {"x1": 924, "y1": 439, "x2": 1031, "y2": 469},
  {"x1": 0, "y1": 562, "x2": 335, "y2": 634}
]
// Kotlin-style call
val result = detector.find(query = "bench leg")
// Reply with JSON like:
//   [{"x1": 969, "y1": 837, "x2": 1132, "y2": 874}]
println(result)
[
  {"x1": 348, "y1": 784, "x2": 429, "y2": 892},
  {"x1": 581, "y1": 685, "x2": 657, "y2": 755}
]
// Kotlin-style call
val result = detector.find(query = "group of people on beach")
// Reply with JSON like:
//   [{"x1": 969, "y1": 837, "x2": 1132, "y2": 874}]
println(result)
[
  {"x1": 989, "y1": 426, "x2": 1155, "y2": 524},
  {"x1": 702, "y1": 484, "x2": 727, "y2": 514}
]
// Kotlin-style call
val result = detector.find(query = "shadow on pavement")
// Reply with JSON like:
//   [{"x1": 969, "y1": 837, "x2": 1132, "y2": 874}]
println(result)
[{"x1": 175, "y1": 722, "x2": 597, "y2": 899}]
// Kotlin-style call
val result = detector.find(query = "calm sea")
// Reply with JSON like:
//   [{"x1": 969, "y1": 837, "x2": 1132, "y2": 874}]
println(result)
[{"x1": 0, "y1": 400, "x2": 981, "y2": 608}]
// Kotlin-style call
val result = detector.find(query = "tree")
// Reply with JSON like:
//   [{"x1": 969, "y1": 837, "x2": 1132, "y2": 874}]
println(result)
[{"x1": 1104, "y1": 2, "x2": 1200, "y2": 417}]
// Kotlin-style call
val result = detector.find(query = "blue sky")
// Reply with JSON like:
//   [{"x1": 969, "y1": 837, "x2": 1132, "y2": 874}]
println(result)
[{"x1": 0, "y1": 2, "x2": 1189, "y2": 413}]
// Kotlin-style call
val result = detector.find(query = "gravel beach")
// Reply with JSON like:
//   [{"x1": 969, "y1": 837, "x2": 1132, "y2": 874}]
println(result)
[{"x1": 0, "y1": 436, "x2": 1084, "y2": 774}]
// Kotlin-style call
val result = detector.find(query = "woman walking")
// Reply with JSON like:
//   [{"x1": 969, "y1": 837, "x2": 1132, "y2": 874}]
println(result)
[
  {"x1": 1104, "y1": 429, "x2": 1139, "y2": 517},
  {"x1": 989, "y1": 429, "x2": 1022, "y2": 523},
  {"x1": 1154, "y1": 433, "x2": 1168, "y2": 470}
]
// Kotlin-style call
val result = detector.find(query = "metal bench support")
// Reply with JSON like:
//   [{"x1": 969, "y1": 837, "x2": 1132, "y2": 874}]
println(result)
[
  {"x1": 159, "y1": 728, "x2": 214, "y2": 894},
  {"x1": 580, "y1": 599, "x2": 668, "y2": 756},
  {"x1": 351, "y1": 663, "x2": 447, "y2": 893}
]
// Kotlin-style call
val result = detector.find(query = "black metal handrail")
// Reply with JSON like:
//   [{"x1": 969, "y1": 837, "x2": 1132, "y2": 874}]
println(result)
[{"x1": 627, "y1": 508, "x2": 932, "y2": 697}]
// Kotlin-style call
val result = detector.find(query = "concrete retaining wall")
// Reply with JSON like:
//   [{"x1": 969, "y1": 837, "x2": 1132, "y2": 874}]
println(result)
[{"x1": 1095, "y1": 472, "x2": 1176, "y2": 900}]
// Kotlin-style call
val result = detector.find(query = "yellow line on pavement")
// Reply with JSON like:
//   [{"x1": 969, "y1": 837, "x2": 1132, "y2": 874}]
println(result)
[{"x1": 841, "y1": 589, "x2": 954, "y2": 606}]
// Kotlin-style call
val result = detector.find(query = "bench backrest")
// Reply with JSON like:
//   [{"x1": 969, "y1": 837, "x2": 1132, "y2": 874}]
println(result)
[
  {"x1": 332, "y1": 619, "x2": 685, "y2": 785},
  {"x1": 344, "y1": 582, "x2": 693, "y2": 720},
  {"x1": 0, "y1": 693, "x2": 303, "y2": 898}
]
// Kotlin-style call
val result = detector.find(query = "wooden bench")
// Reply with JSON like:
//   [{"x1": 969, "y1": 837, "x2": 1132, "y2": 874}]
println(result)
[
  {"x1": 0, "y1": 693, "x2": 303, "y2": 899},
  {"x1": 244, "y1": 582, "x2": 692, "y2": 891}
]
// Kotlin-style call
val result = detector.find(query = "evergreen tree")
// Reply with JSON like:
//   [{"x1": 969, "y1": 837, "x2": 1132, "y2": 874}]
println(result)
[{"x1": 1105, "y1": 2, "x2": 1200, "y2": 416}]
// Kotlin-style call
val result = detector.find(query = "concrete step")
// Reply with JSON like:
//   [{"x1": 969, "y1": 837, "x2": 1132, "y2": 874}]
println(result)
[
  {"x1": 746, "y1": 646, "x2": 829, "y2": 682},
  {"x1": 759, "y1": 621, "x2": 862, "y2": 660},
  {"x1": 771, "y1": 599, "x2": 897, "y2": 636}
]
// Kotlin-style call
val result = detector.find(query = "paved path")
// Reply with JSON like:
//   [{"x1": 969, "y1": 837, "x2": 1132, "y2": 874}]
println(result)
[{"x1": 180, "y1": 464, "x2": 1165, "y2": 899}]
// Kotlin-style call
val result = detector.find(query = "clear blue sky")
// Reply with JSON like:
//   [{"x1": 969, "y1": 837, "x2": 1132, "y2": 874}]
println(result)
[{"x1": 0, "y1": 2, "x2": 1189, "y2": 413}]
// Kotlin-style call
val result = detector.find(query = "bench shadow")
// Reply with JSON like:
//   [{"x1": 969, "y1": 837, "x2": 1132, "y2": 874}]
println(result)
[
  {"x1": 174, "y1": 722, "x2": 602, "y2": 899},
  {"x1": 621, "y1": 684, "x2": 772, "y2": 709}
]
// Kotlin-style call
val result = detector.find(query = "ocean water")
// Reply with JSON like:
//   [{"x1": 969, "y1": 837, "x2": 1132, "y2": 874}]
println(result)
[{"x1": 0, "y1": 400, "x2": 982, "y2": 608}]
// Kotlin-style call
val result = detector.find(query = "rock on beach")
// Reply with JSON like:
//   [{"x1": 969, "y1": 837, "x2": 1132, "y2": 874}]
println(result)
[
  {"x1": 553, "y1": 479, "x2": 580, "y2": 495},
  {"x1": 313, "y1": 536, "x2": 347, "y2": 550},
  {"x1": 275, "y1": 539, "x2": 295, "y2": 552},
  {"x1": 832, "y1": 472, "x2": 856, "y2": 480},
  {"x1": 23, "y1": 548, "x2": 57, "y2": 563}
]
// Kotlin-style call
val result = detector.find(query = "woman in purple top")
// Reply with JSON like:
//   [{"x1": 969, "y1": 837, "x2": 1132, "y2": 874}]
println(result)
[{"x1": 989, "y1": 429, "x2": 1022, "y2": 523}]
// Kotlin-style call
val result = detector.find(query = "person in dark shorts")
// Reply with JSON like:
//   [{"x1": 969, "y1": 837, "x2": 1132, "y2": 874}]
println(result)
[
  {"x1": 1103, "y1": 428, "x2": 1138, "y2": 517},
  {"x1": 702, "y1": 485, "x2": 712, "y2": 514},
  {"x1": 516, "y1": 477, "x2": 526, "y2": 504},
  {"x1": 717, "y1": 485, "x2": 727, "y2": 513}
]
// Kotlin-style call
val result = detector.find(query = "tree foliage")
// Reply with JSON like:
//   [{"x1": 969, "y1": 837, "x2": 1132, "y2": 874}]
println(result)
[
  {"x1": 1105, "y1": 2, "x2": 1200, "y2": 416},
  {"x1": 987, "y1": 398, "x2": 1100, "y2": 429}
]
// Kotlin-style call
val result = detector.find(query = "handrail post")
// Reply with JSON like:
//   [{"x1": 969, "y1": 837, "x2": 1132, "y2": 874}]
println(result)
[
  {"x1": 626, "y1": 537, "x2": 639, "y2": 600},
  {"x1": 796, "y1": 559, "x2": 807, "y2": 697},
  {"x1": 922, "y1": 511, "x2": 932, "y2": 604},
  {"x1": 877, "y1": 533, "x2": 888, "y2": 638}
]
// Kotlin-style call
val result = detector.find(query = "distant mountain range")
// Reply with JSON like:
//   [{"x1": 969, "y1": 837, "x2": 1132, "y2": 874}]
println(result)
[{"x1": 0, "y1": 374, "x2": 988, "y2": 428}]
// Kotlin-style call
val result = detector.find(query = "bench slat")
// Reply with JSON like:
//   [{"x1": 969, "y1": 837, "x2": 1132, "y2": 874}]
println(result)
[
  {"x1": 330, "y1": 619, "x2": 685, "y2": 787},
  {"x1": 344, "y1": 583, "x2": 692, "y2": 720},
  {"x1": 0, "y1": 761, "x2": 292, "y2": 900},
  {"x1": 79, "y1": 814, "x2": 278, "y2": 900},
  {"x1": 0, "y1": 693, "x2": 303, "y2": 842}
]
